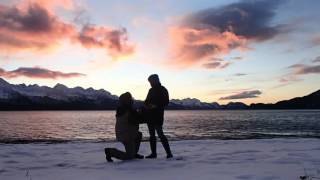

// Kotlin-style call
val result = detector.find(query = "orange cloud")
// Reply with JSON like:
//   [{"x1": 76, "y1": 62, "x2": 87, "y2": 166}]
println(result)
[
  {"x1": 169, "y1": 26, "x2": 247, "y2": 66},
  {"x1": 0, "y1": 1, "x2": 135, "y2": 58},
  {"x1": 168, "y1": 0, "x2": 285, "y2": 68}
]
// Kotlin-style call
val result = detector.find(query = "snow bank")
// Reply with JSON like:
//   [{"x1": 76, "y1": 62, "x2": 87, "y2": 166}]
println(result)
[{"x1": 1, "y1": 138, "x2": 320, "y2": 180}]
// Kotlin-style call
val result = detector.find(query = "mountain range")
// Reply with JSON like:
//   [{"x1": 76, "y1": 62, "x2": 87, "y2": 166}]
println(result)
[{"x1": 0, "y1": 78, "x2": 319, "y2": 110}]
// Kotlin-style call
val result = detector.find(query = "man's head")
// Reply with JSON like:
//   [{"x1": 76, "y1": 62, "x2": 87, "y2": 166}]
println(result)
[
  {"x1": 148, "y1": 74, "x2": 160, "y2": 87},
  {"x1": 119, "y1": 92, "x2": 133, "y2": 107}
]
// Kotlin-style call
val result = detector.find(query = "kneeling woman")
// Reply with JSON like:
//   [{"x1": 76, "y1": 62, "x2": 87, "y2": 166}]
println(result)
[{"x1": 104, "y1": 92, "x2": 144, "y2": 162}]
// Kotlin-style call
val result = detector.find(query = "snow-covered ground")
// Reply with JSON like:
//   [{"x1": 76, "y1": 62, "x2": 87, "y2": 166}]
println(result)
[{"x1": 1, "y1": 138, "x2": 320, "y2": 180}]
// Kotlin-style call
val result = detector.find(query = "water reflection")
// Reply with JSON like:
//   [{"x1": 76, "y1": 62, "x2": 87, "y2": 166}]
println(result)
[{"x1": 0, "y1": 110, "x2": 320, "y2": 143}]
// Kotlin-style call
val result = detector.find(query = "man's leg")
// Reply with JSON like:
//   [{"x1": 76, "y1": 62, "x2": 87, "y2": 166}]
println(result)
[
  {"x1": 135, "y1": 132, "x2": 142, "y2": 153},
  {"x1": 104, "y1": 148, "x2": 128, "y2": 161},
  {"x1": 155, "y1": 125, "x2": 173, "y2": 158},
  {"x1": 104, "y1": 142, "x2": 135, "y2": 162},
  {"x1": 146, "y1": 123, "x2": 157, "y2": 158},
  {"x1": 135, "y1": 132, "x2": 144, "y2": 159},
  {"x1": 123, "y1": 141, "x2": 136, "y2": 160}
]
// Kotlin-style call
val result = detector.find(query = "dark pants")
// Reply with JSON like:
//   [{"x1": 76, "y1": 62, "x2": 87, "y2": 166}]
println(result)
[
  {"x1": 147, "y1": 123, "x2": 172, "y2": 156},
  {"x1": 108, "y1": 132, "x2": 142, "y2": 160}
]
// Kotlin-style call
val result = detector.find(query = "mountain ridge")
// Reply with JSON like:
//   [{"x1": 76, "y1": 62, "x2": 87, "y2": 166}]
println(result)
[{"x1": 0, "y1": 77, "x2": 319, "y2": 110}]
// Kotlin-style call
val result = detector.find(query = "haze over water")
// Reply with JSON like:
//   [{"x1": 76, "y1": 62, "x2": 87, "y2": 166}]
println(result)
[{"x1": 1, "y1": 110, "x2": 319, "y2": 143}]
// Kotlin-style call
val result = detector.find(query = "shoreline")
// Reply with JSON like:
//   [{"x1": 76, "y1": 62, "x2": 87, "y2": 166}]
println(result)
[
  {"x1": 1, "y1": 109, "x2": 320, "y2": 111},
  {"x1": 1, "y1": 136, "x2": 320, "y2": 144}
]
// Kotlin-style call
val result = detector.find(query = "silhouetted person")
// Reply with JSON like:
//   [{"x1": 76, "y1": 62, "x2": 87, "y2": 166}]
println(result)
[
  {"x1": 144, "y1": 74, "x2": 173, "y2": 159},
  {"x1": 104, "y1": 92, "x2": 144, "y2": 162}
]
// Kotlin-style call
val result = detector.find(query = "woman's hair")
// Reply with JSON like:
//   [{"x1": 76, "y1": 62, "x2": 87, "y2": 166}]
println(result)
[{"x1": 118, "y1": 92, "x2": 133, "y2": 108}]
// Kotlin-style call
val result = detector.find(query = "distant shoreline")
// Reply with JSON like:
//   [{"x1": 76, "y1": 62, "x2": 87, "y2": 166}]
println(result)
[
  {"x1": 1, "y1": 108, "x2": 320, "y2": 111},
  {"x1": 2, "y1": 135, "x2": 320, "y2": 144}
]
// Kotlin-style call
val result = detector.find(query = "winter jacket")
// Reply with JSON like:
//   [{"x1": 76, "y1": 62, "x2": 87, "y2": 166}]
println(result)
[
  {"x1": 145, "y1": 84, "x2": 169, "y2": 108},
  {"x1": 144, "y1": 84, "x2": 169, "y2": 125},
  {"x1": 115, "y1": 107, "x2": 141, "y2": 143}
]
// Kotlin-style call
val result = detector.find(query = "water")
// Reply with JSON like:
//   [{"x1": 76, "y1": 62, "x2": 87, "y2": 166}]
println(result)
[{"x1": 0, "y1": 110, "x2": 319, "y2": 143}]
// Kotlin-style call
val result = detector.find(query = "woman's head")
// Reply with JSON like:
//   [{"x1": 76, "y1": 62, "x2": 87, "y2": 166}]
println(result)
[{"x1": 119, "y1": 92, "x2": 133, "y2": 108}]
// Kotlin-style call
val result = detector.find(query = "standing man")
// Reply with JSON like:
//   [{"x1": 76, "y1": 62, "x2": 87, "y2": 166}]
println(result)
[{"x1": 144, "y1": 74, "x2": 173, "y2": 159}]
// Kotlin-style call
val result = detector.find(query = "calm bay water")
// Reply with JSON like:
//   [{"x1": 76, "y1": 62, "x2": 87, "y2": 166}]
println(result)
[{"x1": 0, "y1": 110, "x2": 319, "y2": 143}]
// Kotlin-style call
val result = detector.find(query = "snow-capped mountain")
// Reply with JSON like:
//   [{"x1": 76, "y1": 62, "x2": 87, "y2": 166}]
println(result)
[
  {"x1": 0, "y1": 78, "x2": 14, "y2": 99},
  {"x1": 170, "y1": 98, "x2": 220, "y2": 109},
  {"x1": 0, "y1": 78, "x2": 118, "y2": 101},
  {"x1": 0, "y1": 78, "x2": 119, "y2": 110},
  {"x1": 0, "y1": 77, "x2": 256, "y2": 110},
  {"x1": 3, "y1": 77, "x2": 318, "y2": 110}
]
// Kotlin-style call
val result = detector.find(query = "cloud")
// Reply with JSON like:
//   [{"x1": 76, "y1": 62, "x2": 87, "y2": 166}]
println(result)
[
  {"x1": 277, "y1": 60, "x2": 320, "y2": 87},
  {"x1": 25, "y1": 0, "x2": 76, "y2": 11},
  {"x1": 233, "y1": 73, "x2": 247, "y2": 76},
  {"x1": 0, "y1": 67, "x2": 85, "y2": 79},
  {"x1": 169, "y1": 0, "x2": 285, "y2": 67},
  {"x1": 202, "y1": 58, "x2": 231, "y2": 69},
  {"x1": 231, "y1": 57, "x2": 243, "y2": 60},
  {"x1": 220, "y1": 90, "x2": 262, "y2": 100},
  {"x1": 279, "y1": 75, "x2": 300, "y2": 83},
  {"x1": 0, "y1": 1, "x2": 135, "y2": 58},
  {"x1": 77, "y1": 25, "x2": 135, "y2": 58},
  {"x1": 312, "y1": 56, "x2": 320, "y2": 63},
  {"x1": 289, "y1": 63, "x2": 320, "y2": 75},
  {"x1": 0, "y1": 2, "x2": 75, "y2": 51},
  {"x1": 311, "y1": 35, "x2": 320, "y2": 46},
  {"x1": 169, "y1": 26, "x2": 247, "y2": 66}
]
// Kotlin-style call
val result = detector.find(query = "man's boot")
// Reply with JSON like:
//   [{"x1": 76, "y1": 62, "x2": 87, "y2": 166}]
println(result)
[{"x1": 104, "y1": 148, "x2": 113, "y2": 162}]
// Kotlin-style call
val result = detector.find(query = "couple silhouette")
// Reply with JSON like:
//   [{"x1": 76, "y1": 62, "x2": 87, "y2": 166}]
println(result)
[{"x1": 104, "y1": 74, "x2": 173, "y2": 162}]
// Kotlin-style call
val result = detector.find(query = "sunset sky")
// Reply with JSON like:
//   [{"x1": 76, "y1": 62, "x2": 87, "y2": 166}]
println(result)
[{"x1": 0, "y1": 0, "x2": 319, "y2": 104}]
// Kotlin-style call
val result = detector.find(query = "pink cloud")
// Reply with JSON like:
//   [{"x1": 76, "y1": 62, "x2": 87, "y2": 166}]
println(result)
[
  {"x1": 77, "y1": 25, "x2": 135, "y2": 59},
  {"x1": 0, "y1": 3, "x2": 75, "y2": 51}
]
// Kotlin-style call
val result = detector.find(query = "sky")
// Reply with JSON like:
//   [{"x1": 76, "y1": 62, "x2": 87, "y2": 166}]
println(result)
[{"x1": 0, "y1": 0, "x2": 319, "y2": 104}]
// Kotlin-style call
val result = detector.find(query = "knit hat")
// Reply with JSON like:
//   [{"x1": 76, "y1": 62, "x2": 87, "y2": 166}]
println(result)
[{"x1": 148, "y1": 74, "x2": 160, "y2": 84}]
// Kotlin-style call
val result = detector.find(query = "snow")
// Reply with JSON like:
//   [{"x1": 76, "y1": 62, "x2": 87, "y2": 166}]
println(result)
[{"x1": 1, "y1": 138, "x2": 320, "y2": 180}]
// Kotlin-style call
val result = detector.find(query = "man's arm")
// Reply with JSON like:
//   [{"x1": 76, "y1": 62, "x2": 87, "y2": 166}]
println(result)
[
  {"x1": 128, "y1": 109, "x2": 142, "y2": 125},
  {"x1": 164, "y1": 87, "x2": 169, "y2": 106},
  {"x1": 144, "y1": 89, "x2": 152, "y2": 105},
  {"x1": 160, "y1": 87, "x2": 169, "y2": 107},
  {"x1": 144, "y1": 88, "x2": 158, "y2": 109}
]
